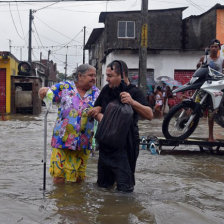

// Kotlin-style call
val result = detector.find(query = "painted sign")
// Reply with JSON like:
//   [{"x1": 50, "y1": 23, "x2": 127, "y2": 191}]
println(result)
[{"x1": 141, "y1": 24, "x2": 148, "y2": 48}]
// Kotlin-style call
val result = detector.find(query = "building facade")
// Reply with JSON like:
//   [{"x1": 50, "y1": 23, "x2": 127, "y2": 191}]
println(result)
[
  {"x1": 0, "y1": 51, "x2": 19, "y2": 114},
  {"x1": 85, "y1": 4, "x2": 224, "y2": 88},
  {"x1": 32, "y1": 59, "x2": 57, "y2": 87}
]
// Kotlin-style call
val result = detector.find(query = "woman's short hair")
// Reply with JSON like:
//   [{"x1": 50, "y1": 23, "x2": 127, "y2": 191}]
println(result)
[{"x1": 73, "y1": 64, "x2": 95, "y2": 81}]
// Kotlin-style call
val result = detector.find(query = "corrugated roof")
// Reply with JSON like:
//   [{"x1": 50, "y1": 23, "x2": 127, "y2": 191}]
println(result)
[{"x1": 184, "y1": 3, "x2": 224, "y2": 20}]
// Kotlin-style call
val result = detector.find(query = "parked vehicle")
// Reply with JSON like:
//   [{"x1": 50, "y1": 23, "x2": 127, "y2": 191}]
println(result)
[{"x1": 162, "y1": 56, "x2": 224, "y2": 140}]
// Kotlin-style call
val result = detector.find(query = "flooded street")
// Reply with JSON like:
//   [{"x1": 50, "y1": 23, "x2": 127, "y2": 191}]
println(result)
[{"x1": 0, "y1": 107, "x2": 224, "y2": 224}]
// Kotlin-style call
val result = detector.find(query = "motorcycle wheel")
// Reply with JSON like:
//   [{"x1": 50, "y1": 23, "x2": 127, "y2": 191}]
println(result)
[{"x1": 162, "y1": 102, "x2": 200, "y2": 140}]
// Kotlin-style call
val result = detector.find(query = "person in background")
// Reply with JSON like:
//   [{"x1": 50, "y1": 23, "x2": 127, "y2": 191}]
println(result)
[
  {"x1": 161, "y1": 82, "x2": 167, "y2": 113},
  {"x1": 154, "y1": 86, "x2": 163, "y2": 118},
  {"x1": 38, "y1": 64, "x2": 100, "y2": 184},
  {"x1": 147, "y1": 84, "x2": 155, "y2": 109},
  {"x1": 197, "y1": 38, "x2": 224, "y2": 142},
  {"x1": 89, "y1": 60, "x2": 153, "y2": 193},
  {"x1": 166, "y1": 86, "x2": 176, "y2": 109}
]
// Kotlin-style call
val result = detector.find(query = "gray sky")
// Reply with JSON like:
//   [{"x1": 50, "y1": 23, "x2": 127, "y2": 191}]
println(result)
[{"x1": 0, "y1": 0, "x2": 223, "y2": 74}]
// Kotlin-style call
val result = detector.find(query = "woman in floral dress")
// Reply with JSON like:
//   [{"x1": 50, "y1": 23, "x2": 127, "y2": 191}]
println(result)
[{"x1": 38, "y1": 64, "x2": 99, "y2": 184}]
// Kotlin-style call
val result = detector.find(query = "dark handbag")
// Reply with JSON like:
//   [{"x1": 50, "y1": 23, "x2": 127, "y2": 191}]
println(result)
[{"x1": 95, "y1": 100, "x2": 133, "y2": 150}]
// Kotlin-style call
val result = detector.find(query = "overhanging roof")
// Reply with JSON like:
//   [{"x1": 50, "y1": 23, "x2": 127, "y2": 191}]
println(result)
[
  {"x1": 84, "y1": 28, "x2": 104, "y2": 49},
  {"x1": 99, "y1": 7, "x2": 188, "y2": 23},
  {"x1": 185, "y1": 3, "x2": 224, "y2": 20}
]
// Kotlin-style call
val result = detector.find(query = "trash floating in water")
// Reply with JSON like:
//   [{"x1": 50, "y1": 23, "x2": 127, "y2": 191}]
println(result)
[
  {"x1": 140, "y1": 137, "x2": 147, "y2": 150},
  {"x1": 149, "y1": 141, "x2": 158, "y2": 155}
]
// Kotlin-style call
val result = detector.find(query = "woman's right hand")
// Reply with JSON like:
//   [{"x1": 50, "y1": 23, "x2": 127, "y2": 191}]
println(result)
[
  {"x1": 88, "y1": 106, "x2": 101, "y2": 118},
  {"x1": 38, "y1": 87, "x2": 49, "y2": 100}
]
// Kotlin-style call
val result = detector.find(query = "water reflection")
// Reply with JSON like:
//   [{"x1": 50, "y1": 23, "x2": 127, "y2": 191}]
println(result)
[
  {"x1": 47, "y1": 182, "x2": 154, "y2": 224},
  {"x1": 0, "y1": 109, "x2": 224, "y2": 223}
]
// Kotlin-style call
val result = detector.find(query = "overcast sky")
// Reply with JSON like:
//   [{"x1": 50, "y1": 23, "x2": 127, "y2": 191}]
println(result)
[{"x1": 0, "y1": 0, "x2": 223, "y2": 74}]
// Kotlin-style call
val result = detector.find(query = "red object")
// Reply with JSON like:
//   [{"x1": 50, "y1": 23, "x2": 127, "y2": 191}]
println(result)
[
  {"x1": 168, "y1": 98, "x2": 176, "y2": 107},
  {"x1": 174, "y1": 70, "x2": 195, "y2": 103},
  {"x1": 0, "y1": 68, "x2": 6, "y2": 119},
  {"x1": 174, "y1": 70, "x2": 195, "y2": 85}
]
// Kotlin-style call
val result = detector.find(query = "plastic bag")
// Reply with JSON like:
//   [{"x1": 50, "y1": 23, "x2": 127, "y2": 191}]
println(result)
[
  {"x1": 43, "y1": 89, "x2": 53, "y2": 111},
  {"x1": 95, "y1": 100, "x2": 133, "y2": 151}
]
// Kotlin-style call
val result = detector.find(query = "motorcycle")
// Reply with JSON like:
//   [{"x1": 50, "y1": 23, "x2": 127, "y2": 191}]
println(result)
[{"x1": 162, "y1": 53, "x2": 224, "y2": 140}]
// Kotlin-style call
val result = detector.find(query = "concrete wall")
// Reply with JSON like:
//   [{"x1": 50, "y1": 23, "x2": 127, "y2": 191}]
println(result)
[
  {"x1": 184, "y1": 10, "x2": 216, "y2": 49},
  {"x1": 101, "y1": 50, "x2": 203, "y2": 87},
  {"x1": 216, "y1": 9, "x2": 224, "y2": 44},
  {"x1": 104, "y1": 8, "x2": 184, "y2": 52}
]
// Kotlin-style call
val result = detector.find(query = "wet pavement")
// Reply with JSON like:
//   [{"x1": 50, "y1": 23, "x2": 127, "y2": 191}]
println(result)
[{"x1": 0, "y1": 106, "x2": 224, "y2": 224}]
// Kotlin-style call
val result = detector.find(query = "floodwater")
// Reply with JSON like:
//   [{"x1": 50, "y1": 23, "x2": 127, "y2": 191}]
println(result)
[{"x1": 0, "y1": 107, "x2": 224, "y2": 224}]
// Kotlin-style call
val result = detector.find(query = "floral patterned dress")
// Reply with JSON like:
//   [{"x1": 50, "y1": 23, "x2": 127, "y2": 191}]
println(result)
[
  {"x1": 50, "y1": 81, "x2": 100, "y2": 152},
  {"x1": 49, "y1": 81, "x2": 100, "y2": 182}
]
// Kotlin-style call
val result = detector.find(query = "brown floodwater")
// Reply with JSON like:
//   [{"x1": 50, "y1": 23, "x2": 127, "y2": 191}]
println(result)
[{"x1": 0, "y1": 107, "x2": 224, "y2": 224}]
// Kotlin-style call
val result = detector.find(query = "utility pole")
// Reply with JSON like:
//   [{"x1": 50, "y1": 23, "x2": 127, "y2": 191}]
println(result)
[
  {"x1": 138, "y1": 0, "x2": 148, "y2": 95},
  {"x1": 83, "y1": 26, "x2": 86, "y2": 64},
  {"x1": 20, "y1": 48, "x2": 22, "y2": 60},
  {"x1": 28, "y1": 9, "x2": 33, "y2": 63},
  {"x1": 64, "y1": 54, "x2": 68, "y2": 81},
  {"x1": 45, "y1": 50, "x2": 51, "y2": 87}
]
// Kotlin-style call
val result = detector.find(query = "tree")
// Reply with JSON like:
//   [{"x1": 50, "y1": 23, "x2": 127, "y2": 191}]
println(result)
[
  {"x1": 57, "y1": 72, "x2": 73, "y2": 82},
  {"x1": 57, "y1": 72, "x2": 65, "y2": 81}
]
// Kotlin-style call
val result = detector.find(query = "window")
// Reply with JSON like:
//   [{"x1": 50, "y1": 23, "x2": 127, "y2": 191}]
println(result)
[{"x1": 118, "y1": 21, "x2": 135, "y2": 38}]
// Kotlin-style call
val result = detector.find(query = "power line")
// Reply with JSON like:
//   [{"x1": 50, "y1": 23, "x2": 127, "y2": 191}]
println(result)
[
  {"x1": 0, "y1": 0, "x2": 120, "y2": 2},
  {"x1": 35, "y1": 1, "x2": 59, "y2": 11},
  {"x1": 35, "y1": 33, "x2": 64, "y2": 45},
  {"x1": 33, "y1": 20, "x2": 44, "y2": 47},
  {"x1": 34, "y1": 15, "x2": 82, "y2": 44},
  {"x1": 8, "y1": 3, "x2": 25, "y2": 40},
  {"x1": 53, "y1": 52, "x2": 82, "y2": 56},
  {"x1": 185, "y1": 0, "x2": 205, "y2": 12},
  {"x1": 15, "y1": 2, "x2": 26, "y2": 42},
  {"x1": 11, "y1": 44, "x2": 82, "y2": 49},
  {"x1": 50, "y1": 29, "x2": 83, "y2": 53}
]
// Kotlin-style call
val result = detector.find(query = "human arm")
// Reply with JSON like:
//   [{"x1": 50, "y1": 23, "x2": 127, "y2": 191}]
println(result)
[
  {"x1": 38, "y1": 87, "x2": 49, "y2": 100},
  {"x1": 91, "y1": 85, "x2": 109, "y2": 122},
  {"x1": 222, "y1": 59, "x2": 224, "y2": 73},
  {"x1": 196, "y1": 56, "x2": 205, "y2": 68},
  {"x1": 120, "y1": 91, "x2": 153, "y2": 120}
]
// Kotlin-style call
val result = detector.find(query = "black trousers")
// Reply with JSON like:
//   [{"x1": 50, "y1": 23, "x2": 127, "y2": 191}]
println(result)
[{"x1": 97, "y1": 143, "x2": 138, "y2": 192}]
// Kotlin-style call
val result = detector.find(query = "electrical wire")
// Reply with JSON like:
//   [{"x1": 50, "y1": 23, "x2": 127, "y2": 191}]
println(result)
[
  {"x1": 185, "y1": 0, "x2": 205, "y2": 13},
  {"x1": 33, "y1": 20, "x2": 44, "y2": 47},
  {"x1": 50, "y1": 29, "x2": 83, "y2": 53},
  {"x1": 35, "y1": 33, "x2": 64, "y2": 45},
  {"x1": 8, "y1": 3, "x2": 24, "y2": 40},
  {"x1": 35, "y1": 1, "x2": 59, "y2": 12},
  {"x1": 34, "y1": 15, "x2": 82, "y2": 44},
  {"x1": 15, "y1": 1, "x2": 26, "y2": 41}
]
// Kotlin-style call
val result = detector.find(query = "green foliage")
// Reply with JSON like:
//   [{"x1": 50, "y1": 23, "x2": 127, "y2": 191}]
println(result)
[{"x1": 57, "y1": 72, "x2": 73, "y2": 82}]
